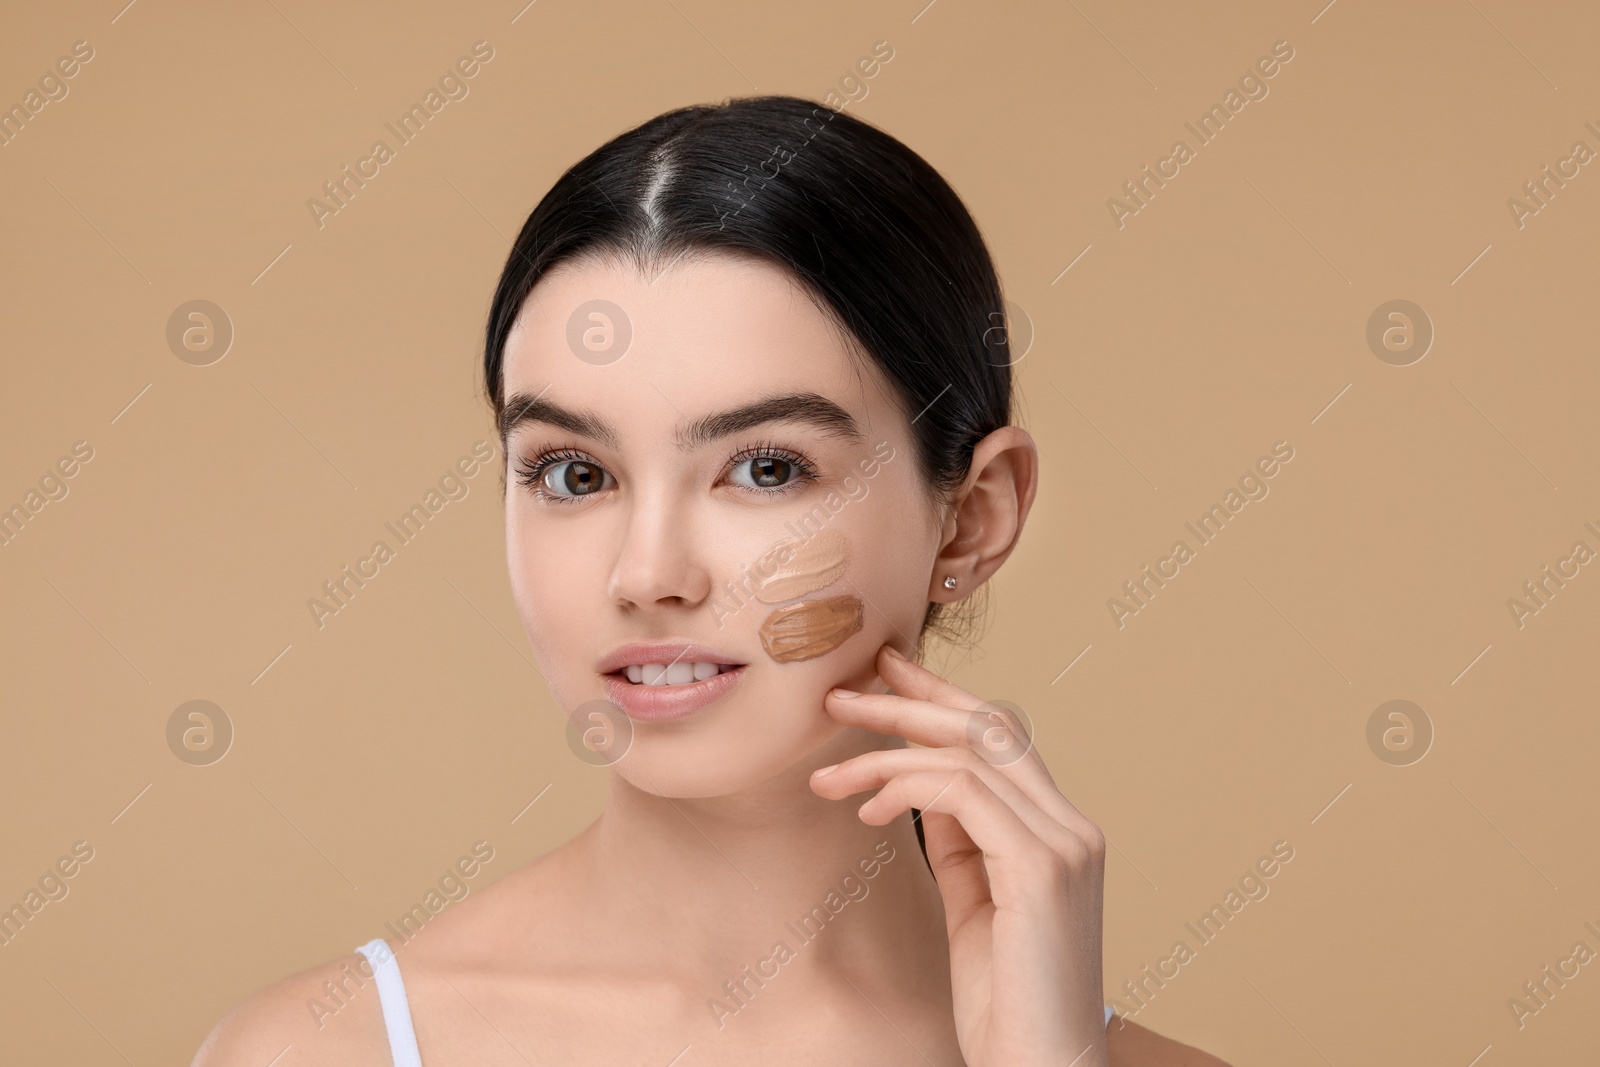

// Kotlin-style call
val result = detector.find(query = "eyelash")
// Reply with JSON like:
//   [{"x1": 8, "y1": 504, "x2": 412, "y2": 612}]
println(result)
[
  {"x1": 513, "y1": 441, "x2": 820, "y2": 503},
  {"x1": 513, "y1": 446, "x2": 591, "y2": 505},
  {"x1": 725, "y1": 440, "x2": 819, "y2": 494}
]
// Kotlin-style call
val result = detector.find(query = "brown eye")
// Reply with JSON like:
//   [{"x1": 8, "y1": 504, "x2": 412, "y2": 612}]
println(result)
[
  {"x1": 742, "y1": 456, "x2": 793, "y2": 488},
  {"x1": 544, "y1": 460, "x2": 612, "y2": 497}
]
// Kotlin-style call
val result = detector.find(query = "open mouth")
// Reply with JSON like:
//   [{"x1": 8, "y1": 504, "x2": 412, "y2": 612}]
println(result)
[
  {"x1": 619, "y1": 661, "x2": 741, "y2": 686},
  {"x1": 598, "y1": 643, "x2": 749, "y2": 721}
]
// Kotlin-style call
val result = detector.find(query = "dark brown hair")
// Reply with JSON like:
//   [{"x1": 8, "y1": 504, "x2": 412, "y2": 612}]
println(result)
[{"x1": 482, "y1": 95, "x2": 1015, "y2": 648}]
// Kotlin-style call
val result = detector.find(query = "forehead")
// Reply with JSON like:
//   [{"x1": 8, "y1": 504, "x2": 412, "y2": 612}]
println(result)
[{"x1": 501, "y1": 252, "x2": 896, "y2": 431}]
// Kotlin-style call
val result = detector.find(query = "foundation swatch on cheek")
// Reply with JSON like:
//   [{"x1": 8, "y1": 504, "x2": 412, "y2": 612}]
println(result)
[
  {"x1": 752, "y1": 528, "x2": 849, "y2": 603},
  {"x1": 759, "y1": 595, "x2": 864, "y2": 663}
]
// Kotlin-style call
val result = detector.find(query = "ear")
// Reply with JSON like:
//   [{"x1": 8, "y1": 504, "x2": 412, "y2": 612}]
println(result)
[{"x1": 928, "y1": 425, "x2": 1039, "y2": 602}]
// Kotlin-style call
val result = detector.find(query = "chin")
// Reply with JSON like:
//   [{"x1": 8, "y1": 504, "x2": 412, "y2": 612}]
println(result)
[{"x1": 606, "y1": 695, "x2": 845, "y2": 798}]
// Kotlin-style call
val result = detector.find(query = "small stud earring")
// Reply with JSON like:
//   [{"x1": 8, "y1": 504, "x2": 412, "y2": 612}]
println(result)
[{"x1": 943, "y1": 576, "x2": 958, "y2": 590}]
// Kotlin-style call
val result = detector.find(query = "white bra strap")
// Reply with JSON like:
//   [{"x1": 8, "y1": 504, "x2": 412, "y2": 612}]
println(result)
[
  {"x1": 1105, "y1": 1003, "x2": 1115, "y2": 1027},
  {"x1": 354, "y1": 938, "x2": 423, "y2": 1067}
]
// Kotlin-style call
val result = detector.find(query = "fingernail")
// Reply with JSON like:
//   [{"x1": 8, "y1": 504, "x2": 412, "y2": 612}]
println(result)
[
  {"x1": 814, "y1": 763, "x2": 838, "y2": 777},
  {"x1": 831, "y1": 688, "x2": 859, "y2": 699},
  {"x1": 883, "y1": 646, "x2": 908, "y2": 660}
]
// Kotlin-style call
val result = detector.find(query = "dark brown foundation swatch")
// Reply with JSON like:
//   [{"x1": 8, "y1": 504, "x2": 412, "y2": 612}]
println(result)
[{"x1": 758, "y1": 595, "x2": 864, "y2": 663}]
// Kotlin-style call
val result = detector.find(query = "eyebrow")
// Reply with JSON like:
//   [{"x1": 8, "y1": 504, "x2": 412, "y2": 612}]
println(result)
[
  {"x1": 499, "y1": 389, "x2": 617, "y2": 448},
  {"x1": 498, "y1": 390, "x2": 864, "y2": 450}
]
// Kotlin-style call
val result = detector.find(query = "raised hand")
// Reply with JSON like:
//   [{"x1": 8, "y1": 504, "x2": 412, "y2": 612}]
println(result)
[{"x1": 810, "y1": 644, "x2": 1108, "y2": 1067}]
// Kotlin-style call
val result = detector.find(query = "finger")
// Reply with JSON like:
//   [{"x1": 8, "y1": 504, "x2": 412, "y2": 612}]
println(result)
[
  {"x1": 872, "y1": 772, "x2": 1011, "y2": 930},
  {"x1": 873, "y1": 648, "x2": 1050, "y2": 784},
  {"x1": 915, "y1": 807, "x2": 992, "y2": 929},
  {"x1": 863, "y1": 769, "x2": 1079, "y2": 929},
  {"x1": 828, "y1": 670, "x2": 1035, "y2": 762},
  {"x1": 858, "y1": 768, "x2": 1069, "y2": 898},
  {"x1": 875, "y1": 644, "x2": 988, "y2": 712},
  {"x1": 825, "y1": 689, "x2": 1103, "y2": 848},
  {"x1": 824, "y1": 688, "x2": 970, "y2": 748},
  {"x1": 812, "y1": 745, "x2": 1089, "y2": 861},
  {"x1": 825, "y1": 687, "x2": 1113, "y2": 857}
]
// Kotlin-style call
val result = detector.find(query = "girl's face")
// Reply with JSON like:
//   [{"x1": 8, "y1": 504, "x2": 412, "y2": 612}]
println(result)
[{"x1": 500, "y1": 251, "x2": 946, "y2": 797}]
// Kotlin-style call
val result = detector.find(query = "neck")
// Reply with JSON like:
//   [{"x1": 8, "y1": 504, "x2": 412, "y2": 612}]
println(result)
[{"x1": 564, "y1": 730, "x2": 950, "y2": 989}]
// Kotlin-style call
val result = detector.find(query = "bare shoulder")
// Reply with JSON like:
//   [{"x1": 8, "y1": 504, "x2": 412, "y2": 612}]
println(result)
[
  {"x1": 191, "y1": 842, "x2": 577, "y2": 1067},
  {"x1": 190, "y1": 951, "x2": 390, "y2": 1067},
  {"x1": 1107, "y1": 1014, "x2": 1233, "y2": 1067}
]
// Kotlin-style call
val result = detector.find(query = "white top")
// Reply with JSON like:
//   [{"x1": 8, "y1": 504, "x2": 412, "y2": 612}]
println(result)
[{"x1": 354, "y1": 938, "x2": 1114, "y2": 1063}]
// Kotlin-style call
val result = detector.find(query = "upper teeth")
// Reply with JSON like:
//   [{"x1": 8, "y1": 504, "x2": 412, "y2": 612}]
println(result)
[{"x1": 625, "y1": 662, "x2": 729, "y2": 685}]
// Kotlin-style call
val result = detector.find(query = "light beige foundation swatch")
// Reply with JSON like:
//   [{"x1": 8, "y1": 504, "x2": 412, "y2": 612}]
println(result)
[
  {"x1": 752, "y1": 528, "x2": 849, "y2": 603},
  {"x1": 758, "y1": 595, "x2": 864, "y2": 663}
]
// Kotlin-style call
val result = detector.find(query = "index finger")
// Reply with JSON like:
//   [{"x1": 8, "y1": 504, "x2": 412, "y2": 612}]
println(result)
[
  {"x1": 823, "y1": 687, "x2": 1100, "y2": 845},
  {"x1": 823, "y1": 688, "x2": 974, "y2": 749},
  {"x1": 875, "y1": 645, "x2": 988, "y2": 712},
  {"x1": 831, "y1": 646, "x2": 1033, "y2": 757},
  {"x1": 825, "y1": 687, "x2": 1038, "y2": 767}
]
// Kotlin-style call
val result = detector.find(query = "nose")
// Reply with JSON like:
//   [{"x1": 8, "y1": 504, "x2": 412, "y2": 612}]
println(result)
[{"x1": 606, "y1": 489, "x2": 713, "y2": 611}]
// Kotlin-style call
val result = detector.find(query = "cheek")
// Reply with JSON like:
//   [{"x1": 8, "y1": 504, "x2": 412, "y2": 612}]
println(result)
[
  {"x1": 738, "y1": 507, "x2": 927, "y2": 667},
  {"x1": 505, "y1": 510, "x2": 542, "y2": 609},
  {"x1": 751, "y1": 527, "x2": 848, "y2": 602},
  {"x1": 741, "y1": 528, "x2": 864, "y2": 664},
  {"x1": 505, "y1": 508, "x2": 599, "y2": 662},
  {"x1": 758, "y1": 595, "x2": 864, "y2": 662},
  {"x1": 844, "y1": 499, "x2": 943, "y2": 630}
]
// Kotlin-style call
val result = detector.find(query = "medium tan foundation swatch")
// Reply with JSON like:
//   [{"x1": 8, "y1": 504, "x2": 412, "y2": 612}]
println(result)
[
  {"x1": 752, "y1": 528, "x2": 849, "y2": 603},
  {"x1": 758, "y1": 595, "x2": 864, "y2": 663}
]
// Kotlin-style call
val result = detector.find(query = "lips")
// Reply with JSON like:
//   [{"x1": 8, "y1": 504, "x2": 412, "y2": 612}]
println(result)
[{"x1": 597, "y1": 642, "x2": 747, "y2": 722}]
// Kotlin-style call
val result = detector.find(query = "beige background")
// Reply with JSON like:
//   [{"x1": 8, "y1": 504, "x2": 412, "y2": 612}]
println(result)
[{"x1": 2, "y1": 0, "x2": 1597, "y2": 1063}]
